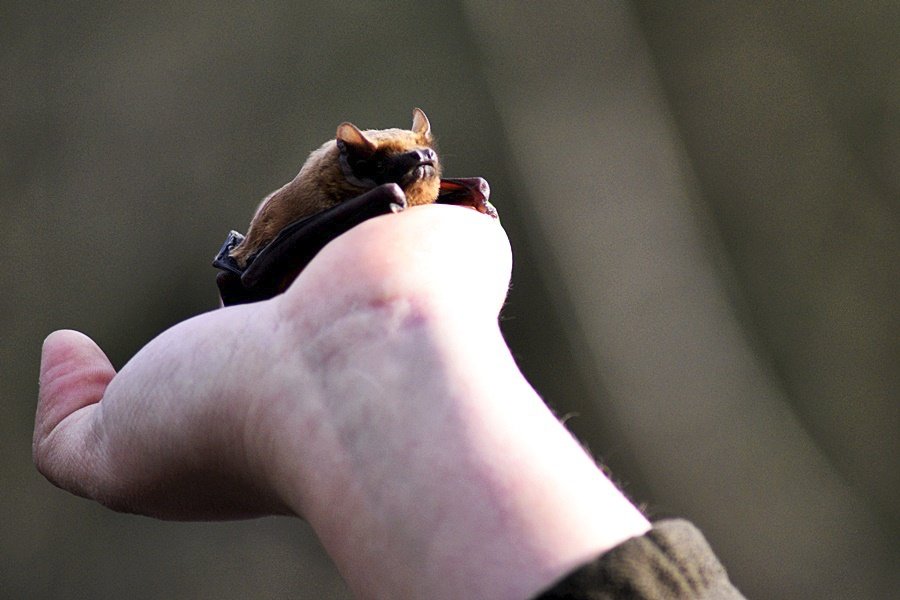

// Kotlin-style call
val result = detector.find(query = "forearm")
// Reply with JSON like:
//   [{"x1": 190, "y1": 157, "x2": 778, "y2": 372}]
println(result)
[
  {"x1": 265, "y1": 294, "x2": 650, "y2": 599},
  {"x1": 33, "y1": 205, "x2": 651, "y2": 599}
]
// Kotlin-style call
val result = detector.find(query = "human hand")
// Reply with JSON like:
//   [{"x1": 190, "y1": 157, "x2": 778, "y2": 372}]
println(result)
[{"x1": 34, "y1": 204, "x2": 648, "y2": 598}]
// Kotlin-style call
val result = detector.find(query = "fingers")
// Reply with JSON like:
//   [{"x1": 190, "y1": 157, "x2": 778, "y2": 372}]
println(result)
[
  {"x1": 33, "y1": 329, "x2": 116, "y2": 498},
  {"x1": 284, "y1": 204, "x2": 513, "y2": 322},
  {"x1": 33, "y1": 321, "x2": 293, "y2": 519},
  {"x1": 384, "y1": 204, "x2": 512, "y2": 315}
]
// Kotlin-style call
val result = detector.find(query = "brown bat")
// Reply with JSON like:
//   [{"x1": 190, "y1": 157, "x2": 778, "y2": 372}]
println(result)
[
  {"x1": 230, "y1": 108, "x2": 495, "y2": 267},
  {"x1": 213, "y1": 108, "x2": 494, "y2": 305}
]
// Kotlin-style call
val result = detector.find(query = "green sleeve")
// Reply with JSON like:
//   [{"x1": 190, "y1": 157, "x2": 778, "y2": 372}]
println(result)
[{"x1": 534, "y1": 519, "x2": 746, "y2": 599}]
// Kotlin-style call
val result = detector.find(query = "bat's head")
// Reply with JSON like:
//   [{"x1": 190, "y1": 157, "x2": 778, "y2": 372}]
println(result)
[{"x1": 335, "y1": 108, "x2": 441, "y2": 206}]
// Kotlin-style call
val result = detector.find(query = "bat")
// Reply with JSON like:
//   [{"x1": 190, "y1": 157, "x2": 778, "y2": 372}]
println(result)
[{"x1": 213, "y1": 108, "x2": 495, "y2": 306}]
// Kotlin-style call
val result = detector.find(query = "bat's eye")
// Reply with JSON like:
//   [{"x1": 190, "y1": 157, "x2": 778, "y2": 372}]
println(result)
[{"x1": 354, "y1": 160, "x2": 374, "y2": 174}]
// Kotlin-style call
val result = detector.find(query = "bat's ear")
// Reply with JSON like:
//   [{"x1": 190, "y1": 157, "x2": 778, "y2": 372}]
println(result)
[
  {"x1": 336, "y1": 122, "x2": 377, "y2": 155},
  {"x1": 411, "y1": 108, "x2": 432, "y2": 140}
]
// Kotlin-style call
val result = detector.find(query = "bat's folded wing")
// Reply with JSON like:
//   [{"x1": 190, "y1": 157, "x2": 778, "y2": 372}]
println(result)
[
  {"x1": 212, "y1": 177, "x2": 495, "y2": 306},
  {"x1": 213, "y1": 183, "x2": 407, "y2": 306}
]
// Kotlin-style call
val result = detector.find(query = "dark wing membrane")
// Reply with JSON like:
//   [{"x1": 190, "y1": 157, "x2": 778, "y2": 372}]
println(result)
[
  {"x1": 213, "y1": 184, "x2": 407, "y2": 306},
  {"x1": 438, "y1": 177, "x2": 496, "y2": 217}
]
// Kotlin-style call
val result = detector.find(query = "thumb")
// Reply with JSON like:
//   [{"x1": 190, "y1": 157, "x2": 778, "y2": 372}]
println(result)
[{"x1": 33, "y1": 329, "x2": 117, "y2": 495}]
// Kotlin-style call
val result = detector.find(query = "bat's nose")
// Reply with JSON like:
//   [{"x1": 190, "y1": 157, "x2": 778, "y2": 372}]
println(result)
[{"x1": 416, "y1": 148, "x2": 437, "y2": 164}]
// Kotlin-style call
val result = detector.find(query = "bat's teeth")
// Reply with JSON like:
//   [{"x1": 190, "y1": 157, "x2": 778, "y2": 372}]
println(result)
[{"x1": 406, "y1": 164, "x2": 436, "y2": 183}]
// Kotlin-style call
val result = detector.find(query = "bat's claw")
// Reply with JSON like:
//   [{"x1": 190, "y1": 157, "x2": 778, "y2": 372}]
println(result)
[
  {"x1": 212, "y1": 230, "x2": 246, "y2": 276},
  {"x1": 438, "y1": 177, "x2": 497, "y2": 218}
]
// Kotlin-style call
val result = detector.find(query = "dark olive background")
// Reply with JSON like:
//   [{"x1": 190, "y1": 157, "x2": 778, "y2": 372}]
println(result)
[{"x1": 2, "y1": 2, "x2": 897, "y2": 598}]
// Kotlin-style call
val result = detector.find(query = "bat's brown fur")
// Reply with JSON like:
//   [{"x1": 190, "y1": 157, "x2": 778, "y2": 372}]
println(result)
[{"x1": 230, "y1": 108, "x2": 441, "y2": 267}]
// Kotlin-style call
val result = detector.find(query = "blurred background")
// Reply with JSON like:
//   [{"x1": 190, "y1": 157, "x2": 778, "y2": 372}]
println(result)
[{"x1": 2, "y1": 1, "x2": 897, "y2": 598}]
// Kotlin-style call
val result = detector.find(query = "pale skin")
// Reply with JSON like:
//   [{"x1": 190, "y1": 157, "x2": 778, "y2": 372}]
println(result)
[{"x1": 33, "y1": 205, "x2": 650, "y2": 600}]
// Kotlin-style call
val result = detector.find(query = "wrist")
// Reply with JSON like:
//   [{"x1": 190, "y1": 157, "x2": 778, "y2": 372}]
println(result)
[
  {"x1": 248, "y1": 205, "x2": 649, "y2": 598},
  {"x1": 262, "y1": 296, "x2": 648, "y2": 598}
]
